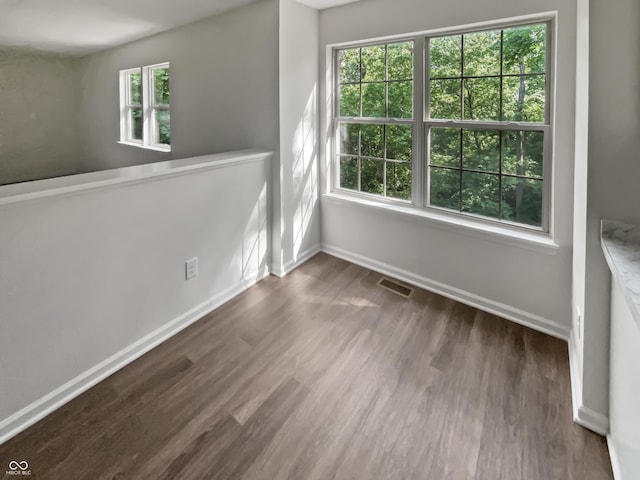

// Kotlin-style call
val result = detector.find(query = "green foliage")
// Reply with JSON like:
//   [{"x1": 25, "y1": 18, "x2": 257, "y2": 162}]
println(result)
[
  {"x1": 153, "y1": 68, "x2": 170, "y2": 104},
  {"x1": 154, "y1": 68, "x2": 170, "y2": 145},
  {"x1": 131, "y1": 108, "x2": 143, "y2": 140},
  {"x1": 337, "y1": 41, "x2": 413, "y2": 119},
  {"x1": 338, "y1": 122, "x2": 412, "y2": 201},
  {"x1": 157, "y1": 110, "x2": 170, "y2": 145},
  {"x1": 428, "y1": 23, "x2": 547, "y2": 226},
  {"x1": 429, "y1": 24, "x2": 547, "y2": 123},
  {"x1": 336, "y1": 24, "x2": 547, "y2": 226},
  {"x1": 337, "y1": 41, "x2": 413, "y2": 200},
  {"x1": 130, "y1": 70, "x2": 142, "y2": 104}
]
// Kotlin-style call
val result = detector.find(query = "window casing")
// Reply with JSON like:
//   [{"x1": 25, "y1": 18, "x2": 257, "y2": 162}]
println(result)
[
  {"x1": 332, "y1": 17, "x2": 553, "y2": 233},
  {"x1": 120, "y1": 62, "x2": 171, "y2": 151}
]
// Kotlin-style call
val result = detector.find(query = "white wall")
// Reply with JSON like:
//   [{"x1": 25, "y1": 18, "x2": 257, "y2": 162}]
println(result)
[
  {"x1": 0, "y1": 50, "x2": 84, "y2": 185},
  {"x1": 571, "y1": 0, "x2": 640, "y2": 425},
  {"x1": 78, "y1": 0, "x2": 279, "y2": 172},
  {"x1": 569, "y1": 0, "x2": 589, "y2": 425},
  {"x1": 319, "y1": 0, "x2": 577, "y2": 335},
  {"x1": 0, "y1": 150, "x2": 271, "y2": 443},
  {"x1": 609, "y1": 279, "x2": 640, "y2": 479},
  {"x1": 274, "y1": 0, "x2": 321, "y2": 274}
]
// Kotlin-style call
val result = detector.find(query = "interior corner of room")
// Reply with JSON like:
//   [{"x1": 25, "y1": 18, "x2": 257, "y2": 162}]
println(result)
[{"x1": 0, "y1": 0, "x2": 638, "y2": 478}]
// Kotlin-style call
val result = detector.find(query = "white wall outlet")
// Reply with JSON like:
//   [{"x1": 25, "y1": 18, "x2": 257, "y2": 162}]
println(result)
[
  {"x1": 576, "y1": 306, "x2": 582, "y2": 339},
  {"x1": 185, "y1": 257, "x2": 198, "y2": 280}
]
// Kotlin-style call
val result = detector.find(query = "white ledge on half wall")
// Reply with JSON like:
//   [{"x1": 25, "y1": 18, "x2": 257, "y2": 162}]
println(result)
[
  {"x1": 0, "y1": 149, "x2": 272, "y2": 206},
  {"x1": 296, "y1": 0, "x2": 360, "y2": 10}
]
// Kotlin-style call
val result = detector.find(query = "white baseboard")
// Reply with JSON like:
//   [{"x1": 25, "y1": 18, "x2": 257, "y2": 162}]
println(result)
[
  {"x1": 607, "y1": 435, "x2": 623, "y2": 480},
  {"x1": 568, "y1": 331, "x2": 609, "y2": 436},
  {"x1": 321, "y1": 243, "x2": 570, "y2": 340},
  {"x1": 0, "y1": 269, "x2": 270, "y2": 446},
  {"x1": 271, "y1": 244, "x2": 321, "y2": 278}
]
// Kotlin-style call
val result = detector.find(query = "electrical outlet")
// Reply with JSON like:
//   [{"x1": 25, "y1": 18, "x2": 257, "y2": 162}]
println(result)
[
  {"x1": 186, "y1": 257, "x2": 198, "y2": 280},
  {"x1": 576, "y1": 306, "x2": 581, "y2": 339}
]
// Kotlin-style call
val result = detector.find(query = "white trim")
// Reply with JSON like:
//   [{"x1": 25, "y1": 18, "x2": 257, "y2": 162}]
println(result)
[
  {"x1": 569, "y1": 330, "x2": 584, "y2": 424},
  {"x1": 322, "y1": 193, "x2": 559, "y2": 255},
  {"x1": 568, "y1": 331, "x2": 610, "y2": 436},
  {"x1": 321, "y1": 243, "x2": 569, "y2": 339},
  {"x1": 117, "y1": 141, "x2": 171, "y2": 153},
  {"x1": 607, "y1": 436, "x2": 623, "y2": 480},
  {"x1": 0, "y1": 150, "x2": 272, "y2": 207},
  {"x1": 575, "y1": 406, "x2": 609, "y2": 437},
  {"x1": 270, "y1": 244, "x2": 322, "y2": 278},
  {"x1": 0, "y1": 269, "x2": 270, "y2": 446}
]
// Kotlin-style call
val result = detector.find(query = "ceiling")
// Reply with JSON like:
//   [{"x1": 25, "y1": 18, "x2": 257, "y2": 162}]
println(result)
[{"x1": 0, "y1": 0, "x2": 359, "y2": 56}]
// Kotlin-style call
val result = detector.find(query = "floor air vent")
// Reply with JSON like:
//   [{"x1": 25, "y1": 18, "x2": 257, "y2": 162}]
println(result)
[{"x1": 377, "y1": 277, "x2": 414, "y2": 298}]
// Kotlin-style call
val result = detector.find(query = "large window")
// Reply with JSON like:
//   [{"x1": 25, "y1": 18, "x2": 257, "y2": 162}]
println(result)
[
  {"x1": 334, "y1": 19, "x2": 552, "y2": 231},
  {"x1": 120, "y1": 62, "x2": 171, "y2": 151}
]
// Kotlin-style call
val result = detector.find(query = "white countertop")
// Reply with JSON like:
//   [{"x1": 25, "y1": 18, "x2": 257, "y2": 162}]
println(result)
[{"x1": 602, "y1": 219, "x2": 640, "y2": 330}]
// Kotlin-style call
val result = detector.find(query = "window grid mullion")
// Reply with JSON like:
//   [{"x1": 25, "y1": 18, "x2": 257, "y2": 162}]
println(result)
[
  {"x1": 498, "y1": 29, "x2": 504, "y2": 220},
  {"x1": 457, "y1": 35, "x2": 464, "y2": 211},
  {"x1": 357, "y1": 121, "x2": 362, "y2": 192},
  {"x1": 418, "y1": 36, "x2": 427, "y2": 208},
  {"x1": 458, "y1": 128, "x2": 463, "y2": 212}
]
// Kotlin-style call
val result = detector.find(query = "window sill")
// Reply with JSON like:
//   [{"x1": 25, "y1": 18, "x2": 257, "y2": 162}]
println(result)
[
  {"x1": 118, "y1": 141, "x2": 171, "y2": 153},
  {"x1": 322, "y1": 192, "x2": 559, "y2": 255}
]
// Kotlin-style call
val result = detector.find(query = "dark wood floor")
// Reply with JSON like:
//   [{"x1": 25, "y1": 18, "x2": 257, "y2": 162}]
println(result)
[{"x1": 0, "y1": 253, "x2": 612, "y2": 479}]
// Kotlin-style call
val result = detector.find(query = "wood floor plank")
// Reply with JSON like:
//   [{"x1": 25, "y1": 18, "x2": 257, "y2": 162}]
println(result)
[{"x1": 0, "y1": 252, "x2": 613, "y2": 479}]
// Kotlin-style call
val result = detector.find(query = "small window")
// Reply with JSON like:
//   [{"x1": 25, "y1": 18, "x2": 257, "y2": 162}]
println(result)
[{"x1": 120, "y1": 62, "x2": 170, "y2": 151}]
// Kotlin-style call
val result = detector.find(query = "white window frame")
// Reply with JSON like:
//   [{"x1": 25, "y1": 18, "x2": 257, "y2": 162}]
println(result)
[
  {"x1": 330, "y1": 13, "x2": 555, "y2": 236},
  {"x1": 119, "y1": 62, "x2": 171, "y2": 152}
]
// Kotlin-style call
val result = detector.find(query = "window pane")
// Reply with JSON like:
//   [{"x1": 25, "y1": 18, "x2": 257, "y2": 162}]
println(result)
[
  {"x1": 129, "y1": 70, "x2": 142, "y2": 104},
  {"x1": 129, "y1": 107, "x2": 143, "y2": 141},
  {"x1": 387, "y1": 81, "x2": 412, "y2": 118},
  {"x1": 463, "y1": 30, "x2": 501, "y2": 77},
  {"x1": 154, "y1": 109, "x2": 171, "y2": 145},
  {"x1": 339, "y1": 123, "x2": 359, "y2": 156},
  {"x1": 430, "y1": 167, "x2": 460, "y2": 210},
  {"x1": 463, "y1": 77, "x2": 500, "y2": 121},
  {"x1": 362, "y1": 45, "x2": 385, "y2": 82},
  {"x1": 360, "y1": 124, "x2": 384, "y2": 158},
  {"x1": 430, "y1": 35, "x2": 461, "y2": 79},
  {"x1": 339, "y1": 84, "x2": 360, "y2": 117},
  {"x1": 502, "y1": 131, "x2": 544, "y2": 178},
  {"x1": 340, "y1": 156, "x2": 359, "y2": 190},
  {"x1": 153, "y1": 67, "x2": 170, "y2": 104},
  {"x1": 387, "y1": 162, "x2": 411, "y2": 200},
  {"x1": 338, "y1": 48, "x2": 361, "y2": 83},
  {"x1": 362, "y1": 82, "x2": 385, "y2": 117},
  {"x1": 503, "y1": 24, "x2": 546, "y2": 75},
  {"x1": 430, "y1": 128, "x2": 460, "y2": 168},
  {"x1": 502, "y1": 75, "x2": 545, "y2": 122},
  {"x1": 502, "y1": 176, "x2": 543, "y2": 226},
  {"x1": 430, "y1": 79, "x2": 462, "y2": 119},
  {"x1": 462, "y1": 130, "x2": 500, "y2": 172},
  {"x1": 461, "y1": 172, "x2": 500, "y2": 219},
  {"x1": 361, "y1": 159, "x2": 384, "y2": 195},
  {"x1": 386, "y1": 124, "x2": 412, "y2": 161},
  {"x1": 387, "y1": 42, "x2": 413, "y2": 81}
]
